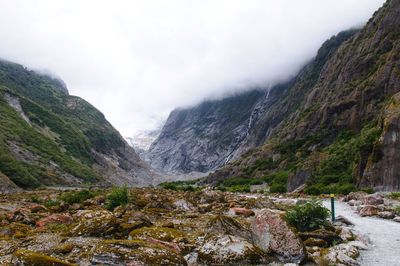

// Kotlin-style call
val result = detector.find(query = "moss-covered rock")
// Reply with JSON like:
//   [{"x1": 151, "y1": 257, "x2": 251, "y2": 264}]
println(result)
[
  {"x1": 299, "y1": 228, "x2": 343, "y2": 246},
  {"x1": 91, "y1": 239, "x2": 187, "y2": 265},
  {"x1": 129, "y1": 226, "x2": 185, "y2": 242},
  {"x1": 13, "y1": 249, "x2": 75, "y2": 266},
  {"x1": 304, "y1": 237, "x2": 328, "y2": 248},
  {"x1": 71, "y1": 210, "x2": 116, "y2": 236},
  {"x1": 0, "y1": 222, "x2": 32, "y2": 239},
  {"x1": 198, "y1": 234, "x2": 267, "y2": 265}
]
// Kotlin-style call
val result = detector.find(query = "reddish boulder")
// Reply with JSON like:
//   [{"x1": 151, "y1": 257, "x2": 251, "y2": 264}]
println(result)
[
  {"x1": 36, "y1": 214, "x2": 73, "y2": 227},
  {"x1": 230, "y1": 207, "x2": 255, "y2": 217},
  {"x1": 251, "y1": 209, "x2": 305, "y2": 263}
]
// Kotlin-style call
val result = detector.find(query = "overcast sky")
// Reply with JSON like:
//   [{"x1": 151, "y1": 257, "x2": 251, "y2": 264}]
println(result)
[{"x1": 0, "y1": 0, "x2": 385, "y2": 136}]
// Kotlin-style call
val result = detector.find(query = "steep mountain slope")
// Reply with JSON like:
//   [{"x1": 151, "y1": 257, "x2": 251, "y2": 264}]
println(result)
[
  {"x1": 147, "y1": 90, "x2": 274, "y2": 173},
  {"x1": 149, "y1": 28, "x2": 357, "y2": 174},
  {"x1": 0, "y1": 59, "x2": 156, "y2": 189},
  {"x1": 206, "y1": 0, "x2": 400, "y2": 192}
]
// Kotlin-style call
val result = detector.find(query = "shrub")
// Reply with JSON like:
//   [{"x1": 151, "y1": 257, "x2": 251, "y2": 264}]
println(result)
[
  {"x1": 360, "y1": 187, "x2": 374, "y2": 194},
  {"x1": 285, "y1": 200, "x2": 330, "y2": 232},
  {"x1": 270, "y1": 183, "x2": 287, "y2": 193},
  {"x1": 225, "y1": 184, "x2": 251, "y2": 193},
  {"x1": 388, "y1": 192, "x2": 400, "y2": 200},
  {"x1": 393, "y1": 206, "x2": 400, "y2": 215},
  {"x1": 44, "y1": 199, "x2": 60, "y2": 207},
  {"x1": 58, "y1": 189, "x2": 98, "y2": 204},
  {"x1": 30, "y1": 195, "x2": 41, "y2": 203},
  {"x1": 159, "y1": 180, "x2": 201, "y2": 191},
  {"x1": 106, "y1": 186, "x2": 129, "y2": 211}
]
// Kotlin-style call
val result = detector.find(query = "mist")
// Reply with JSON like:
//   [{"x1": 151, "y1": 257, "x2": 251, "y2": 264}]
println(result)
[{"x1": 0, "y1": 0, "x2": 385, "y2": 136}]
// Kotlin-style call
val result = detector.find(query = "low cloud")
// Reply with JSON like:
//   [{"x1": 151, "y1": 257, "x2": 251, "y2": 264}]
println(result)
[{"x1": 0, "y1": 0, "x2": 385, "y2": 135}]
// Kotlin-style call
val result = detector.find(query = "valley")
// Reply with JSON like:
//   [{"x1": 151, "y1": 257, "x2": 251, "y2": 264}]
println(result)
[{"x1": 0, "y1": 0, "x2": 400, "y2": 265}]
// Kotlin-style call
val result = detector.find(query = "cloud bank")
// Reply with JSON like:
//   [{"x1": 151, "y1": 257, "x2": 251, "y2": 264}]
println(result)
[{"x1": 0, "y1": 0, "x2": 385, "y2": 135}]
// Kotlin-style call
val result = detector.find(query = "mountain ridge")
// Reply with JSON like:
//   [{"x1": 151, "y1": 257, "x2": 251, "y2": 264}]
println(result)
[
  {"x1": 206, "y1": 0, "x2": 400, "y2": 192},
  {"x1": 0, "y1": 59, "x2": 157, "y2": 191}
]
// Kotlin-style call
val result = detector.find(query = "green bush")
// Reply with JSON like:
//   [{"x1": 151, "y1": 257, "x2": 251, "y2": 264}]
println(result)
[
  {"x1": 360, "y1": 187, "x2": 374, "y2": 194},
  {"x1": 285, "y1": 200, "x2": 330, "y2": 232},
  {"x1": 388, "y1": 192, "x2": 400, "y2": 200},
  {"x1": 44, "y1": 199, "x2": 60, "y2": 207},
  {"x1": 270, "y1": 183, "x2": 287, "y2": 193},
  {"x1": 58, "y1": 189, "x2": 98, "y2": 204},
  {"x1": 106, "y1": 186, "x2": 129, "y2": 211},
  {"x1": 225, "y1": 184, "x2": 251, "y2": 193},
  {"x1": 159, "y1": 180, "x2": 201, "y2": 191},
  {"x1": 393, "y1": 206, "x2": 400, "y2": 215}
]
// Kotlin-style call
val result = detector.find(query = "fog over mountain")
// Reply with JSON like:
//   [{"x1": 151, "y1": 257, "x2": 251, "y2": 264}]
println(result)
[{"x1": 0, "y1": 0, "x2": 385, "y2": 135}]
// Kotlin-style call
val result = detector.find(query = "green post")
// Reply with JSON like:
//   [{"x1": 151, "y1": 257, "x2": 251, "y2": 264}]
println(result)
[{"x1": 330, "y1": 194, "x2": 335, "y2": 222}]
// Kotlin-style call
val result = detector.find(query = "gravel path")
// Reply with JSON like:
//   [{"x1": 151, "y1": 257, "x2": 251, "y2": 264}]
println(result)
[{"x1": 324, "y1": 200, "x2": 400, "y2": 266}]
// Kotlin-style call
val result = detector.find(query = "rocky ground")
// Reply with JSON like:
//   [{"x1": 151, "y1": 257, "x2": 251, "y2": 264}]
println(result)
[{"x1": 0, "y1": 188, "x2": 397, "y2": 266}]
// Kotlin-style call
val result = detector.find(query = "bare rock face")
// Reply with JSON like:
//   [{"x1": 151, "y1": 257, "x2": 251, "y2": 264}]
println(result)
[
  {"x1": 362, "y1": 92, "x2": 400, "y2": 191},
  {"x1": 147, "y1": 90, "x2": 267, "y2": 173},
  {"x1": 0, "y1": 172, "x2": 20, "y2": 194},
  {"x1": 251, "y1": 209, "x2": 305, "y2": 263}
]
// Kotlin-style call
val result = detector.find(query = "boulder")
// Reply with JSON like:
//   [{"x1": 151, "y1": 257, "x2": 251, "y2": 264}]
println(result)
[
  {"x1": 251, "y1": 209, "x2": 305, "y2": 263},
  {"x1": 117, "y1": 211, "x2": 153, "y2": 235},
  {"x1": 393, "y1": 216, "x2": 400, "y2": 223},
  {"x1": 205, "y1": 215, "x2": 252, "y2": 241},
  {"x1": 299, "y1": 229, "x2": 342, "y2": 246},
  {"x1": 36, "y1": 214, "x2": 73, "y2": 227},
  {"x1": 28, "y1": 204, "x2": 47, "y2": 213},
  {"x1": 362, "y1": 194, "x2": 384, "y2": 206},
  {"x1": 0, "y1": 222, "x2": 31, "y2": 239},
  {"x1": 7, "y1": 208, "x2": 34, "y2": 224},
  {"x1": 173, "y1": 199, "x2": 195, "y2": 211},
  {"x1": 12, "y1": 249, "x2": 74, "y2": 266},
  {"x1": 344, "y1": 192, "x2": 368, "y2": 202},
  {"x1": 129, "y1": 226, "x2": 185, "y2": 243},
  {"x1": 339, "y1": 227, "x2": 355, "y2": 241},
  {"x1": 318, "y1": 242, "x2": 364, "y2": 266},
  {"x1": 348, "y1": 200, "x2": 362, "y2": 207},
  {"x1": 71, "y1": 210, "x2": 116, "y2": 236},
  {"x1": 229, "y1": 207, "x2": 255, "y2": 217},
  {"x1": 198, "y1": 190, "x2": 226, "y2": 204},
  {"x1": 303, "y1": 237, "x2": 327, "y2": 247},
  {"x1": 91, "y1": 239, "x2": 187, "y2": 265},
  {"x1": 359, "y1": 205, "x2": 379, "y2": 217},
  {"x1": 378, "y1": 211, "x2": 395, "y2": 219},
  {"x1": 335, "y1": 215, "x2": 354, "y2": 226},
  {"x1": 198, "y1": 235, "x2": 266, "y2": 265}
]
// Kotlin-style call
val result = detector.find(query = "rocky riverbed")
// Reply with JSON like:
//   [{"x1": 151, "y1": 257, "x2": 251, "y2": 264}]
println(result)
[{"x1": 0, "y1": 188, "x2": 391, "y2": 265}]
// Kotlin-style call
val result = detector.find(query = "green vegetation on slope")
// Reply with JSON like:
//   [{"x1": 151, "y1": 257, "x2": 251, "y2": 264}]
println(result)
[{"x1": 0, "y1": 59, "x2": 131, "y2": 188}]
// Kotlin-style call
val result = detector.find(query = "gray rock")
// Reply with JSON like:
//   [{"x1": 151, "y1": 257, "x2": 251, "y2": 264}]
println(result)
[{"x1": 198, "y1": 235, "x2": 266, "y2": 265}]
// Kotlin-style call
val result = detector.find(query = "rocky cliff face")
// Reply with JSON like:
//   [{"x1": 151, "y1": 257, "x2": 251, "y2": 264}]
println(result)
[
  {"x1": 149, "y1": 28, "x2": 357, "y2": 175},
  {"x1": 147, "y1": 89, "x2": 285, "y2": 173},
  {"x1": 0, "y1": 59, "x2": 157, "y2": 190},
  {"x1": 207, "y1": 0, "x2": 400, "y2": 192}
]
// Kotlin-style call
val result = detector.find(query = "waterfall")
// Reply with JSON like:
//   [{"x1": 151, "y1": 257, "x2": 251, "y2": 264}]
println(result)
[{"x1": 224, "y1": 86, "x2": 272, "y2": 165}]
